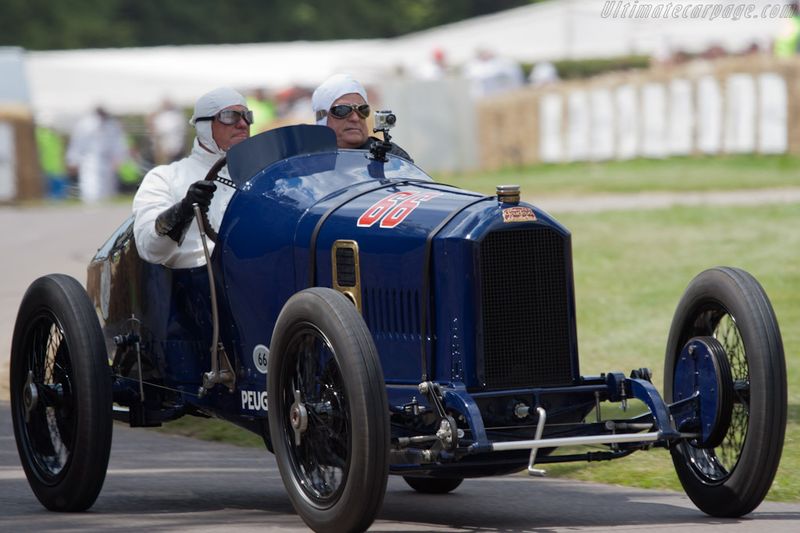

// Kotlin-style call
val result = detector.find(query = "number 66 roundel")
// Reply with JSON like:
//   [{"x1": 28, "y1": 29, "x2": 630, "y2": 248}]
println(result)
[{"x1": 357, "y1": 190, "x2": 442, "y2": 228}]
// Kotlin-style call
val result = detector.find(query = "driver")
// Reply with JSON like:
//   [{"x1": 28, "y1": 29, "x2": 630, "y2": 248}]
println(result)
[
  {"x1": 312, "y1": 74, "x2": 412, "y2": 161},
  {"x1": 133, "y1": 87, "x2": 252, "y2": 268}
]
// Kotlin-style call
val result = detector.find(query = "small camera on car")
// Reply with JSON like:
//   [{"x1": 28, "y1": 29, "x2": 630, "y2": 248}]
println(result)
[{"x1": 374, "y1": 110, "x2": 396, "y2": 131}]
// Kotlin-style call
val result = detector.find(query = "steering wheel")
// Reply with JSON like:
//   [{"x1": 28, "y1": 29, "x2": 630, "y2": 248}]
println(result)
[{"x1": 199, "y1": 156, "x2": 227, "y2": 243}]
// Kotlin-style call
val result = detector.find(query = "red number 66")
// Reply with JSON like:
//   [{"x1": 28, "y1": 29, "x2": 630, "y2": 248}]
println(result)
[{"x1": 357, "y1": 191, "x2": 441, "y2": 228}]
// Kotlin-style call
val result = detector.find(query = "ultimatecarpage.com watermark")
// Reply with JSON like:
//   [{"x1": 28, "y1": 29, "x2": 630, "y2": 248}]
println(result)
[{"x1": 601, "y1": 1, "x2": 796, "y2": 20}]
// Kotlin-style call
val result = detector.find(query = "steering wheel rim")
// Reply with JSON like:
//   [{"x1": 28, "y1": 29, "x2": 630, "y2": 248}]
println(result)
[{"x1": 200, "y1": 156, "x2": 227, "y2": 243}]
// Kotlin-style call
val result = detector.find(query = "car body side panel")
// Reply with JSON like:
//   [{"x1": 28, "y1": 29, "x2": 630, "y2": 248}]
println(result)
[
  {"x1": 88, "y1": 126, "x2": 582, "y2": 442},
  {"x1": 215, "y1": 151, "x2": 436, "y2": 387},
  {"x1": 87, "y1": 217, "x2": 213, "y2": 390}
]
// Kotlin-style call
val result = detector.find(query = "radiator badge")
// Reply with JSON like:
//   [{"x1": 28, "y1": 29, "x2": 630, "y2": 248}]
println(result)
[{"x1": 502, "y1": 206, "x2": 536, "y2": 223}]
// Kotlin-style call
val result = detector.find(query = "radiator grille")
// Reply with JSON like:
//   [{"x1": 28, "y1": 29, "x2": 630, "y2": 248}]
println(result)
[{"x1": 480, "y1": 227, "x2": 574, "y2": 389}]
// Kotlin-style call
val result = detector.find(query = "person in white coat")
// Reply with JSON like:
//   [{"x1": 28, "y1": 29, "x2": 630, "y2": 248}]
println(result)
[
  {"x1": 132, "y1": 87, "x2": 252, "y2": 269},
  {"x1": 65, "y1": 106, "x2": 129, "y2": 203}
]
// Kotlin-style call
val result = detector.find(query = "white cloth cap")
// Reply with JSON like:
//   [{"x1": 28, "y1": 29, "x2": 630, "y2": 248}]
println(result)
[
  {"x1": 311, "y1": 74, "x2": 368, "y2": 126},
  {"x1": 189, "y1": 87, "x2": 247, "y2": 155}
]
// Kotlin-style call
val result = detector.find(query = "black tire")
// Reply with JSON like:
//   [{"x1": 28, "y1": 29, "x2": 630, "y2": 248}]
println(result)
[
  {"x1": 10, "y1": 274, "x2": 113, "y2": 511},
  {"x1": 403, "y1": 476, "x2": 464, "y2": 494},
  {"x1": 664, "y1": 267, "x2": 786, "y2": 517},
  {"x1": 268, "y1": 288, "x2": 390, "y2": 533}
]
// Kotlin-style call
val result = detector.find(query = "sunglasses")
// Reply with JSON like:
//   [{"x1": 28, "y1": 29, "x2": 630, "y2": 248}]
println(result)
[
  {"x1": 196, "y1": 109, "x2": 254, "y2": 126},
  {"x1": 319, "y1": 103, "x2": 371, "y2": 121}
]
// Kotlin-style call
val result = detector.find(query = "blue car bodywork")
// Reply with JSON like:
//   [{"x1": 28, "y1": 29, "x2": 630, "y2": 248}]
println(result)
[{"x1": 90, "y1": 125, "x2": 690, "y2": 470}]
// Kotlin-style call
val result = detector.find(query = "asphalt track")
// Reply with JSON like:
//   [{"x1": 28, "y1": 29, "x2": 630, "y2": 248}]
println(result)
[
  {"x1": 1, "y1": 401, "x2": 799, "y2": 532},
  {"x1": 1, "y1": 190, "x2": 800, "y2": 531}
]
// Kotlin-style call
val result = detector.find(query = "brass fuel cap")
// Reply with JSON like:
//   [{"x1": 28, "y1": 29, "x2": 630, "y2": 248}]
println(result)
[{"x1": 496, "y1": 184, "x2": 520, "y2": 204}]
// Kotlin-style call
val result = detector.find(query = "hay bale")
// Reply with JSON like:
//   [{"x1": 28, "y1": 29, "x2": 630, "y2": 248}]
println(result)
[{"x1": 0, "y1": 105, "x2": 41, "y2": 202}]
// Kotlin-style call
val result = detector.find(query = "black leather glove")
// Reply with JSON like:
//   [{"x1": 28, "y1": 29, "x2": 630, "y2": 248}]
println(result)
[
  {"x1": 155, "y1": 180, "x2": 217, "y2": 244},
  {"x1": 183, "y1": 180, "x2": 217, "y2": 213}
]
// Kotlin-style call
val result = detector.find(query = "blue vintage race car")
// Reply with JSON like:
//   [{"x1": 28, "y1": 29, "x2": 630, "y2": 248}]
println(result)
[{"x1": 10, "y1": 123, "x2": 787, "y2": 532}]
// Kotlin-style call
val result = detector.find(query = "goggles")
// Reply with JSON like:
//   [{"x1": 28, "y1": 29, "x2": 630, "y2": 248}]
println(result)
[
  {"x1": 316, "y1": 103, "x2": 370, "y2": 121},
  {"x1": 196, "y1": 109, "x2": 254, "y2": 126}
]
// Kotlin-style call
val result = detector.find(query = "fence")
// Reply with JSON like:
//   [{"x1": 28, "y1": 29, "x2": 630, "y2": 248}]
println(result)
[{"x1": 476, "y1": 55, "x2": 800, "y2": 170}]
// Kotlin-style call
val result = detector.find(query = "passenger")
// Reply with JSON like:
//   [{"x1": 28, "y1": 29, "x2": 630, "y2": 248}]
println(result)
[
  {"x1": 312, "y1": 74, "x2": 412, "y2": 161},
  {"x1": 133, "y1": 87, "x2": 252, "y2": 268}
]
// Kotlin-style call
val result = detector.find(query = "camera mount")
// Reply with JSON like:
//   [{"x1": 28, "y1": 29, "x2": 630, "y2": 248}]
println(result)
[{"x1": 369, "y1": 110, "x2": 397, "y2": 162}]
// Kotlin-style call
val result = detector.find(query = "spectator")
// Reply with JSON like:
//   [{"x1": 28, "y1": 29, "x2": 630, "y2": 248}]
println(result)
[
  {"x1": 312, "y1": 73, "x2": 412, "y2": 161},
  {"x1": 415, "y1": 47, "x2": 449, "y2": 80},
  {"x1": 528, "y1": 61, "x2": 560, "y2": 87},
  {"x1": 65, "y1": 106, "x2": 129, "y2": 203},
  {"x1": 35, "y1": 125, "x2": 69, "y2": 199},
  {"x1": 462, "y1": 48, "x2": 524, "y2": 99},
  {"x1": 774, "y1": 1, "x2": 800, "y2": 57},
  {"x1": 148, "y1": 99, "x2": 188, "y2": 165},
  {"x1": 117, "y1": 134, "x2": 143, "y2": 194},
  {"x1": 275, "y1": 86, "x2": 314, "y2": 123},
  {"x1": 133, "y1": 87, "x2": 252, "y2": 268},
  {"x1": 246, "y1": 88, "x2": 277, "y2": 134}
]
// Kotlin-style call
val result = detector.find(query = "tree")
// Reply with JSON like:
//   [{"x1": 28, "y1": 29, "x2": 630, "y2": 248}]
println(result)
[{"x1": 0, "y1": 0, "x2": 542, "y2": 50}]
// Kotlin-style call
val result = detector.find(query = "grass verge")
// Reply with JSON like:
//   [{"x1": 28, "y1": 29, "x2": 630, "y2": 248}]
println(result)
[
  {"x1": 546, "y1": 202, "x2": 800, "y2": 502},
  {"x1": 152, "y1": 416, "x2": 265, "y2": 448},
  {"x1": 439, "y1": 154, "x2": 800, "y2": 196}
]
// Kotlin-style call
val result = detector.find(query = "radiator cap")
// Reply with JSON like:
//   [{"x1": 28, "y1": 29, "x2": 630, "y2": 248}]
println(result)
[{"x1": 496, "y1": 184, "x2": 520, "y2": 204}]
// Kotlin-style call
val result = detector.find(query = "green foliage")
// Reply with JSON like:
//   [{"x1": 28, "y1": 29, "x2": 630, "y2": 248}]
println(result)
[
  {"x1": 520, "y1": 55, "x2": 651, "y2": 81},
  {"x1": 0, "y1": 0, "x2": 542, "y2": 50},
  {"x1": 551, "y1": 55, "x2": 651, "y2": 80}
]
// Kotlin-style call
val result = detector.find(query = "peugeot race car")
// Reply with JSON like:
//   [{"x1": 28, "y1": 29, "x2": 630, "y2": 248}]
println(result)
[{"x1": 10, "y1": 124, "x2": 787, "y2": 532}]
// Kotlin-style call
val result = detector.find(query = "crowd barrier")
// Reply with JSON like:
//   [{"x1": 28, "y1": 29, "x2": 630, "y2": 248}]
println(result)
[{"x1": 476, "y1": 55, "x2": 800, "y2": 170}]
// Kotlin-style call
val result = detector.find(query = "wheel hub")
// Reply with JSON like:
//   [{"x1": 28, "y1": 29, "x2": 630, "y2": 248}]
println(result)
[
  {"x1": 22, "y1": 371, "x2": 38, "y2": 423},
  {"x1": 290, "y1": 389, "x2": 308, "y2": 446},
  {"x1": 673, "y1": 336, "x2": 734, "y2": 448}
]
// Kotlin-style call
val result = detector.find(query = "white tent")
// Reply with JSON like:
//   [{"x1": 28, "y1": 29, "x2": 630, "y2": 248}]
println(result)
[{"x1": 23, "y1": 0, "x2": 791, "y2": 120}]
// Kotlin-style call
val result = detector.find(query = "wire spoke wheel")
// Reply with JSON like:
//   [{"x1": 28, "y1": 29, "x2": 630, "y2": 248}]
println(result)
[
  {"x1": 268, "y1": 288, "x2": 389, "y2": 532},
  {"x1": 11, "y1": 275, "x2": 112, "y2": 512},
  {"x1": 281, "y1": 324, "x2": 349, "y2": 503},
  {"x1": 664, "y1": 267, "x2": 786, "y2": 517},
  {"x1": 20, "y1": 314, "x2": 75, "y2": 483}
]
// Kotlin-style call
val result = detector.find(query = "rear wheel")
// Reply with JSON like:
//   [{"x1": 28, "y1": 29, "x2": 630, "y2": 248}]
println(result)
[
  {"x1": 403, "y1": 476, "x2": 464, "y2": 494},
  {"x1": 10, "y1": 274, "x2": 113, "y2": 511},
  {"x1": 268, "y1": 288, "x2": 389, "y2": 533},
  {"x1": 664, "y1": 267, "x2": 786, "y2": 517}
]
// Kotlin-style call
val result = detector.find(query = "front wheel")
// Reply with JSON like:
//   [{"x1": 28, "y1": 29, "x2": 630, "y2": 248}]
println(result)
[
  {"x1": 10, "y1": 274, "x2": 113, "y2": 511},
  {"x1": 664, "y1": 267, "x2": 786, "y2": 517},
  {"x1": 268, "y1": 288, "x2": 390, "y2": 533}
]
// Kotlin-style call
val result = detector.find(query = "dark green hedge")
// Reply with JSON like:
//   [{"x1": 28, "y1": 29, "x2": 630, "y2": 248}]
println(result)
[{"x1": 522, "y1": 56, "x2": 651, "y2": 81}]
